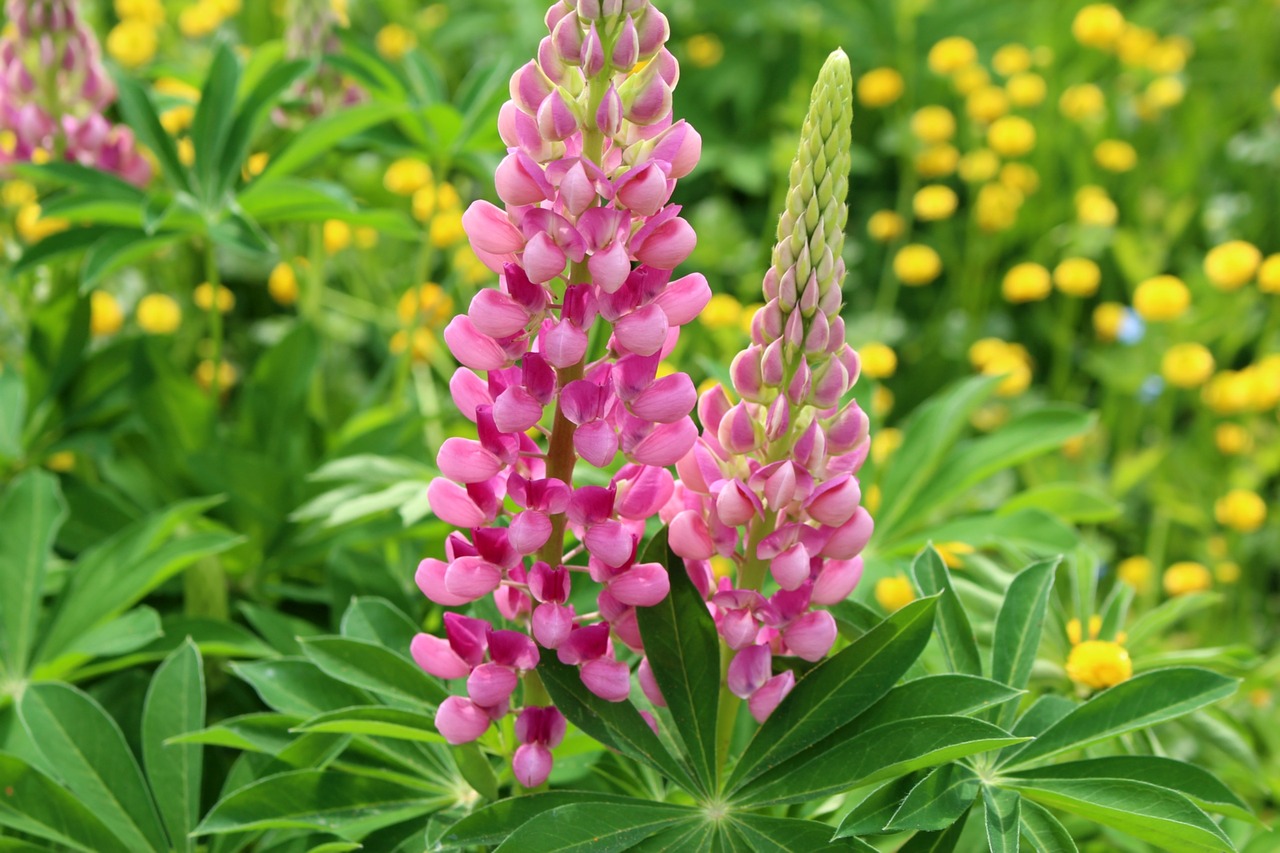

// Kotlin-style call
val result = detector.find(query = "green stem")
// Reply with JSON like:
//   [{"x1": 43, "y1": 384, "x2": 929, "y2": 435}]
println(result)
[
  {"x1": 203, "y1": 240, "x2": 224, "y2": 420},
  {"x1": 714, "y1": 639, "x2": 740, "y2": 791}
]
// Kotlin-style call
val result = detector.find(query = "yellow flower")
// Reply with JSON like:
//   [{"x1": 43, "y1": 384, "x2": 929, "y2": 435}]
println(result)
[
  {"x1": 106, "y1": 20, "x2": 158, "y2": 68},
  {"x1": 195, "y1": 359, "x2": 238, "y2": 392},
  {"x1": 982, "y1": 352, "x2": 1032, "y2": 397},
  {"x1": 893, "y1": 244, "x2": 942, "y2": 286},
  {"x1": 45, "y1": 451, "x2": 77, "y2": 472},
  {"x1": 1144, "y1": 77, "x2": 1186, "y2": 111},
  {"x1": 1161, "y1": 343, "x2": 1214, "y2": 389},
  {"x1": 1256, "y1": 254, "x2": 1280, "y2": 294},
  {"x1": 1059, "y1": 84, "x2": 1106, "y2": 122},
  {"x1": 178, "y1": 2, "x2": 223, "y2": 39},
  {"x1": 913, "y1": 185, "x2": 958, "y2": 221},
  {"x1": 330, "y1": 0, "x2": 350, "y2": 27},
  {"x1": 453, "y1": 246, "x2": 492, "y2": 286},
  {"x1": 177, "y1": 137, "x2": 195, "y2": 166},
  {"x1": 1066, "y1": 615, "x2": 1103, "y2": 646},
  {"x1": 1214, "y1": 561, "x2": 1240, "y2": 584},
  {"x1": 952, "y1": 66, "x2": 990, "y2": 97},
  {"x1": 214, "y1": 0, "x2": 241, "y2": 15},
  {"x1": 987, "y1": 116, "x2": 1036, "y2": 158},
  {"x1": 864, "y1": 484, "x2": 882, "y2": 514},
  {"x1": 136, "y1": 293, "x2": 182, "y2": 334},
  {"x1": 966, "y1": 86, "x2": 1009, "y2": 123},
  {"x1": 436, "y1": 182, "x2": 462, "y2": 212},
  {"x1": 873, "y1": 385, "x2": 895, "y2": 417},
  {"x1": 1094, "y1": 139, "x2": 1137, "y2": 172},
  {"x1": 193, "y1": 282, "x2": 235, "y2": 313},
  {"x1": 1075, "y1": 185, "x2": 1117, "y2": 227},
  {"x1": 1093, "y1": 302, "x2": 1125, "y2": 341},
  {"x1": 1117, "y1": 25, "x2": 1158, "y2": 68},
  {"x1": 1146, "y1": 37, "x2": 1190, "y2": 74},
  {"x1": 1117, "y1": 555, "x2": 1153, "y2": 591},
  {"x1": 376, "y1": 23, "x2": 417, "y2": 60},
  {"x1": 915, "y1": 144, "x2": 959, "y2": 179},
  {"x1": 412, "y1": 184, "x2": 437, "y2": 222},
  {"x1": 999, "y1": 162, "x2": 1039, "y2": 196},
  {"x1": 871, "y1": 427, "x2": 903, "y2": 465},
  {"x1": 89, "y1": 291, "x2": 125, "y2": 336},
  {"x1": 936, "y1": 541, "x2": 974, "y2": 568},
  {"x1": 2, "y1": 178, "x2": 36, "y2": 207},
  {"x1": 1133, "y1": 275, "x2": 1189, "y2": 322},
  {"x1": 1215, "y1": 489, "x2": 1267, "y2": 533},
  {"x1": 397, "y1": 283, "x2": 453, "y2": 326},
  {"x1": 268, "y1": 262, "x2": 300, "y2": 306},
  {"x1": 1273, "y1": 83, "x2": 1280, "y2": 112},
  {"x1": 958, "y1": 149, "x2": 1000, "y2": 183},
  {"x1": 1163, "y1": 561, "x2": 1211, "y2": 596},
  {"x1": 1203, "y1": 240, "x2": 1261, "y2": 291},
  {"x1": 867, "y1": 210, "x2": 905, "y2": 243},
  {"x1": 1214, "y1": 423, "x2": 1252, "y2": 455},
  {"x1": 910, "y1": 106, "x2": 956, "y2": 145},
  {"x1": 244, "y1": 151, "x2": 269, "y2": 178},
  {"x1": 384, "y1": 158, "x2": 433, "y2": 196},
  {"x1": 875, "y1": 575, "x2": 916, "y2": 612},
  {"x1": 968, "y1": 337, "x2": 1012, "y2": 370},
  {"x1": 685, "y1": 33, "x2": 724, "y2": 68},
  {"x1": 154, "y1": 77, "x2": 201, "y2": 100},
  {"x1": 355, "y1": 226, "x2": 379, "y2": 249},
  {"x1": 709, "y1": 555, "x2": 734, "y2": 580},
  {"x1": 160, "y1": 104, "x2": 195, "y2": 135},
  {"x1": 429, "y1": 210, "x2": 466, "y2": 248},
  {"x1": 15, "y1": 204, "x2": 69, "y2": 242},
  {"x1": 928, "y1": 37, "x2": 977, "y2": 75},
  {"x1": 975, "y1": 183, "x2": 1021, "y2": 232},
  {"x1": 1053, "y1": 258, "x2": 1101, "y2": 297},
  {"x1": 699, "y1": 294, "x2": 744, "y2": 330},
  {"x1": 1202, "y1": 370, "x2": 1252, "y2": 416},
  {"x1": 1002, "y1": 262, "x2": 1052, "y2": 303},
  {"x1": 1072, "y1": 4, "x2": 1126, "y2": 50},
  {"x1": 1061, "y1": 434, "x2": 1086, "y2": 459},
  {"x1": 323, "y1": 219, "x2": 352, "y2": 254},
  {"x1": 1067, "y1": 641, "x2": 1132, "y2": 690},
  {"x1": 1005, "y1": 72, "x2": 1046, "y2": 108},
  {"x1": 116, "y1": 0, "x2": 166, "y2": 24},
  {"x1": 992, "y1": 44, "x2": 1032, "y2": 76},
  {"x1": 859, "y1": 343, "x2": 897, "y2": 380},
  {"x1": 856, "y1": 67, "x2": 904, "y2": 108}
]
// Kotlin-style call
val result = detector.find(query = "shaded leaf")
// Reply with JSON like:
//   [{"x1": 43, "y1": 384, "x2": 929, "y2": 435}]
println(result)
[
  {"x1": 990, "y1": 558, "x2": 1060, "y2": 727},
  {"x1": 911, "y1": 546, "x2": 982, "y2": 676},
  {"x1": 983, "y1": 786, "x2": 1020, "y2": 853},
  {"x1": 142, "y1": 639, "x2": 205, "y2": 853},
  {"x1": 729, "y1": 814, "x2": 875, "y2": 852},
  {"x1": 0, "y1": 471, "x2": 66, "y2": 675},
  {"x1": 440, "y1": 791, "x2": 643, "y2": 849},
  {"x1": 489, "y1": 802, "x2": 695, "y2": 853},
  {"x1": 886, "y1": 763, "x2": 979, "y2": 832},
  {"x1": 292, "y1": 707, "x2": 444, "y2": 744},
  {"x1": 1017, "y1": 799, "x2": 1077, "y2": 853},
  {"x1": 0, "y1": 753, "x2": 132, "y2": 853},
  {"x1": 300, "y1": 636, "x2": 445, "y2": 708}
]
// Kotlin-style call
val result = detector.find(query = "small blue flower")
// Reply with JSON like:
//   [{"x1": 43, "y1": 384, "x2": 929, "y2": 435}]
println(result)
[
  {"x1": 1117, "y1": 308, "x2": 1145, "y2": 345},
  {"x1": 1138, "y1": 374, "x2": 1165, "y2": 403}
]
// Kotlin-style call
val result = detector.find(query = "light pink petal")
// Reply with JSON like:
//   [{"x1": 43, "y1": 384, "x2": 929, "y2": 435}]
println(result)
[
  {"x1": 748, "y1": 670, "x2": 795, "y2": 723},
  {"x1": 512, "y1": 743, "x2": 553, "y2": 788},
  {"x1": 508, "y1": 510, "x2": 552, "y2": 555},
  {"x1": 411, "y1": 633, "x2": 471, "y2": 680},
  {"x1": 588, "y1": 240, "x2": 633, "y2": 294},
  {"x1": 654, "y1": 273, "x2": 711, "y2": 325},
  {"x1": 532, "y1": 602, "x2": 575, "y2": 649},
  {"x1": 523, "y1": 231, "x2": 568, "y2": 283},
  {"x1": 435, "y1": 696, "x2": 491, "y2": 744},
  {"x1": 614, "y1": 304, "x2": 669, "y2": 356},
  {"x1": 539, "y1": 319, "x2": 589, "y2": 368},
  {"x1": 771, "y1": 543, "x2": 811, "y2": 591},
  {"x1": 583, "y1": 520, "x2": 634, "y2": 568},
  {"x1": 581, "y1": 657, "x2": 631, "y2": 702},
  {"x1": 819, "y1": 508, "x2": 874, "y2": 560},
  {"x1": 415, "y1": 558, "x2": 474, "y2": 606},
  {"x1": 466, "y1": 663, "x2": 519, "y2": 707},
  {"x1": 443, "y1": 556, "x2": 503, "y2": 601},
  {"x1": 449, "y1": 369, "x2": 493, "y2": 422},
  {"x1": 727, "y1": 644, "x2": 772, "y2": 699},
  {"x1": 468, "y1": 289, "x2": 531, "y2": 339},
  {"x1": 444, "y1": 316, "x2": 509, "y2": 371},
  {"x1": 637, "y1": 656, "x2": 666, "y2": 706},
  {"x1": 629, "y1": 373, "x2": 696, "y2": 423},
  {"x1": 669, "y1": 509, "x2": 714, "y2": 560},
  {"x1": 463, "y1": 200, "x2": 525, "y2": 255},
  {"x1": 437, "y1": 438, "x2": 504, "y2": 485},
  {"x1": 427, "y1": 479, "x2": 487, "y2": 528},
  {"x1": 492, "y1": 387, "x2": 545, "y2": 434},
  {"x1": 783, "y1": 611, "x2": 837, "y2": 662},
  {"x1": 806, "y1": 475, "x2": 862, "y2": 528},
  {"x1": 811, "y1": 557, "x2": 864, "y2": 606},
  {"x1": 627, "y1": 417, "x2": 697, "y2": 466},
  {"x1": 633, "y1": 215, "x2": 695, "y2": 270},
  {"x1": 573, "y1": 420, "x2": 618, "y2": 467},
  {"x1": 608, "y1": 562, "x2": 670, "y2": 607}
]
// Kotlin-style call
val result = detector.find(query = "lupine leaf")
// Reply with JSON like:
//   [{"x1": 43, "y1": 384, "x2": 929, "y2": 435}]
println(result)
[
  {"x1": 252, "y1": 101, "x2": 403, "y2": 183},
  {"x1": 990, "y1": 558, "x2": 1060, "y2": 727},
  {"x1": 231, "y1": 658, "x2": 372, "y2": 717},
  {"x1": 855, "y1": 675, "x2": 1022, "y2": 731},
  {"x1": 728, "y1": 814, "x2": 876, "y2": 852},
  {"x1": 896, "y1": 816, "x2": 969, "y2": 852},
  {"x1": 191, "y1": 41, "x2": 242, "y2": 202},
  {"x1": 885, "y1": 763, "x2": 980, "y2": 832},
  {"x1": 910, "y1": 546, "x2": 982, "y2": 676},
  {"x1": 338, "y1": 597, "x2": 419, "y2": 655},
  {"x1": 0, "y1": 471, "x2": 66, "y2": 675},
  {"x1": 215, "y1": 58, "x2": 314, "y2": 199},
  {"x1": 142, "y1": 639, "x2": 205, "y2": 853},
  {"x1": 489, "y1": 803, "x2": 696, "y2": 853},
  {"x1": 0, "y1": 753, "x2": 132, "y2": 853},
  {"x1": 441, "y1": 793, "x2": 658, "y2": 849},
  {"x1": 833, "y1": 775, "x2": 921, "y2": 838},
  {"x1": 1016, "y1": 799, "x2": 1077, "y2": 853},
  {"x1": 983, "y1": 786, "x2": 1021, "y2": 853},
  {"x1": 291, "y1": 707, "x2": 445, "y2": 744},
  {"x1": 300, "y1": 636, "x2": 445, "y2": 708}
]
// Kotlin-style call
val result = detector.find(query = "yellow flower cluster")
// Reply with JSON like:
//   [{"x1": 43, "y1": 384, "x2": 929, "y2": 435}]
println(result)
[
  {"x1": 858, "y1": 343, "x2": 897, "y2": 380},
  {"x1": 874, "y1": 575, "x2": 915, "y2": 612},
  {"x1": 376, "y1": 24, "x2": 417, "y2": 61},
  {"x1": 179, "y1": 0, "x2": 241, "y2": 40},
  {"x1": 969, "y1": 338, "x2": 1032, "y2": 397},
  {"x1": 107, "y1": 0, "x2": 164, "y2": 68},
  {"x1": 1064, "y1": 614, "x2": 1131, "y2": 690}
]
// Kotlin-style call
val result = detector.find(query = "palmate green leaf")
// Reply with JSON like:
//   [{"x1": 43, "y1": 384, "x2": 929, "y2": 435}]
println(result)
[
  {"x1": 1000, "y1": 667, "x2": 1238, "y2": 769},
  {"x1": 1005, "y1": 779, "x2": 1234, "y2": 853},
  {"x1": 635, "y1": 528, "x2": 719, "y2": 793},
  {"x1": 885, "y1": 763, "x2": 979, "y2": 832},
  {"x1": 1017, "y1": 799, "x2": 1077, "y2": 853},
  {"x1": 983, "y1": 786, "x2": 1020, "y2": 853},
  {"x1": 142, "y1": 639, "x2": 205, "y2": 853},
  {"x1": 13, "y1": 161, "x2": 147, "y2": 201},
  {"x1": 1123, "y1": 592, "x2": 1221, "y2": 649},
  {"x1": 489, "y1": 803, "x2": 697, "y2": 853},
  {"x1": 300, "y1": 636, "x2": 445, "y2": 708},
  {"x1": 990, "y1": 558, "x2": 1060, "y2": 727},
  {"x1": 727, "y1": 814, "x2": 875, "y2": 852},
  {"x1": 855, "y1": 674, "x2": 1022, "y2": 731},
  {"x1": 215, "y1": 57, "x2": 314, "y2": 200},
  {"x1": 231, "y1": 658, "x2": 373, "y2": 717},
  {"x1": 896, "y1": 816, "x2": 969, "y2": 852},
  {"x1": 239, "y1": 602, "x2": 324, "y2": 655},
  {"x1": 113, "y1": 71, "x2": 190, "y2": 193},
  {"x1": 0, "y1": 470, "x2": 66, "y2": 675},
  {"x1": 0, "y1": 753, "x2": 132, "y2": 853},
  {"x1": 18, "y1": 683, "x2": 168, "y2": 852},
  {"x1": 11, "y1": 225, "x2": 119, "y2": 276},
  {"x1": 911, "y1": 546, "x2": 982, "y2": 676},
  {"x1": 734, "y1": 715, "x2": 1027, "y2": 807},
  {"x1": 194, "y1": 770, "x2": 438, "y2": 839},
  {"x1": 834, "y1": 775, "x2": 920, "y2": 838},
  {"x1": 81, "y1": 229, "x2": 187, "y2": 290},
  {"x1": 441, "y1": 791, "x2": 644, "y2": 849},
  {"x1": 727, "y1": 596, "x2": 939, "y2": 790},
  {"x1": 168, "y1": 713, "x2": 298, "y2": 755},
  {"x1": 59, "y1": 606, "x2": 163, "y2": 660},
  {"x1": 191, "y1": 41, "x2": 242, "y2": 202},
  {"x1": 1007, "y1": 757, "x2": 1255, "y2": 823},
  {"x1": 999, "y1": 483, "x2": 1122, "y2": 524},
  {"x1": 886, "y1": 510, "x2": 1078, "y2": 558},
  {"x1": 338, "y1": 597, "x2": 419, "y2": 655},
  {"x1": 0, "y1": 367, "x2": 23, "y2": 462},
  {"x1": 292, "y1": 707, "x2": 444, "y2": 744},
  {"x1": 252, "y1": 101, "x2": 403, "y2": 183}
]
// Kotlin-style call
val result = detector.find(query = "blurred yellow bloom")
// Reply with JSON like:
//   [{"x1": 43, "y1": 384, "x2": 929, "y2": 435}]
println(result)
[
  {"x1": 873, "y1": 385, "x2": 894, "y2": 417},
  {"x1": 971, "y1": 402, "x2": 1009, "y2": 431},
  {"x1": 384, "y1": 158, "x2": 433, "y2": 196},
  {"x1": 1215, "y1": 489, "x2": 1267, "y2": 533},
  {"x1": 89, "y1": 291, "x2": 125, "y2": 337},
  {"x1": 913, "y1": 184, "x2": 958, "y2": 221},
  {"x1": 1002, "y1": 262, "x2": 1052, "y2": 303},
  {"x1": 871, "y1": 427, "x2": 903, "y2": 465},
  {"x1": 1117, "y1": 555, "x2": 1153, "y2": 591},
  {"x1": 1067, "y1": 615, "x2": 1103, "y2": 646},
  {"x1": 453, "y1": 246, "x2": 492, "y2": 285},
  {"x1": 1093, "y1": 302, "x2": 1125, "y2": 342},
  {"x1": 1161, "y1": 343, "x2": 1214, "y2": 389},
  {"x1": 1256, "y1": 254, "x2": 1280, "y2": 294},
  {"x1": 268, "y1": 262, "x2": 300, "y2": 306},
  {"x1": 245, "y1": 151, "x2": 269, "y2": 177},
  {"x1": 45, "y1": 451, "x2": 76, "y2": 472},
  {"x1": 106, "y1": 20, "x2": 158, "y2": 68},
  {"x1": 1061, "y1": 434, "x2": 1085, "y2": 459},
  {"x1": 1005, "y1": 72, "x2": 1046, "y2": 108},
  {"x1": 1144, "y1": 76, "x2": 1186, "y2": 111},
  {"x1": 330, "y1": 0, "x2": 350, "y2": 27},
  {"x1": 992, "y1": 43, "x2": 1032, "y2": 76},
  {"x1": 436, "y1": 182, "x2": 462, "y2": 212},
  {"x1": 1094, "y1": 139, "x2": 1137, "y2": 172},
  {"x1": 927, "y1": 36, "x2": 977, "y2": 75},
  {"x1": 178, "y1": 2, "x2": 223, "y2": 38},
  {"x1": 936, "y1": 541, "x2": 974, "y2": 568},
  {"x1": 116, "y1": 0, "x2": 165, "y2": 24},
  {"x1": 999, "y1": 162, "x2": 1039, "y2": 196},
  {"x1": 195, "y1": 359, "x2": 238, "y2": 392},
  {"x1": 1133, "y1": 275, "x2": 1189, "y2": 321},
  {"x1": 160, "y1": 104, "x2": 195, "y2": 135},
  {"x1": 867, "y1": 210, "x2": 905, "y2": 243},
  {"x1": 1214, "y1": 562, "x2": 1241, "y2": 584},
  {"x1": 1214, "y1": 423, "x2": 1252, "y2": 455},
  {"x1": 1072, "y1": 4, "x2": 1126, "y2": 49},
  {"x1": 1203, "y1": 240, "x2": 1261, "y2": 291},
  {"x1": 858, "y1": 343, "x2": 897, "y2": 380},
  {"x1": 390, "y1": 328, "x2": 439, "y2": 362},
  {"x1": 709, "y1": 556, "x2": 733, "y2": 580},
  {"x1": 397, "y1": 283, "x2": 453, "y2": 326},
  {"x1": 1067, "y1": 641, "x2": 1132, "y2": 690},
  {"x1": 915, "y1": 144, "x2": 959, "y2": 179},
  {"x1": 975, "y1": 183, "x2": 1022, "y2": 232},
  {"x1": 856, "y1": 67, "x2": 904, "y2": 108},
  {"x1": 864, "y1": 484, "x2": 882, "y2": 514},
  {"x1": 1146, "y1": 37, "x2": 1190, "y2": 75},
  {"x1": 685, "y1": 34, "x2": 724, "y2": 68},
  {"x1": 987, "y1": 116, "x2": 1035, "y2": 158},
  {"x1": 323, "y1": 219, "x2": 352, "y2": 253},
  {"x1": 15, "y1": 204, "x2": 69, "y2": 242},
  {"x1": 910, "y1": 106, "x2": 956, "y2": 144},
  {"x1": 177, "y1": 137, "x2": 195, "y2": 166},
  {"x1": 355, "y1": 226, "x2": 379, "y2": 249},
  {"x1": 412, "y1": 185, "x2": 437, "y2": 222},
  {"x1": 875, "y1": 575, "x2": 915, "y2": 612},
  {"x1": 193, "y1": 282, "x2": 235, "y2": 313},
  {"x1": 1117, "y1": 25, "x2": 1158, "y2": 67},
  {"x1": 966, "y1": 86, "x2": 1009, "y2": 123},
  {"x1": 1163, "y1": 561, "x2": 1211, "y2": 596},
  {"x1": 1075, "y1": 185, "x2": 1117, "y2": 227},
  {"x1": 952, "y1": 65, "x2": 990, "y2": 97},
  {"x1": 1059, "y1": 84, "x2": 1106, "y2": 122},
  {"x1": 376, "y1": 23, "x2": 417, "y2": 60},
  {"x1": 958, "y1": 149, "x2": 999, "y2": 183},
  {"x1": 699, "y1": 294, "x2": 743, "y2": 330},
  {"x1": 1053, "y1": 258, "x2": 1101, "y2": 297},
  {"x1": 136, "y1": 293, "x2": 182, "y2": 334},
  {"x1": 154, "y1": 77, "x2": 201, "y2": 100},
  {"x1": 214, "y1": 0, "x2": 241, "y2": 14},
  {"x1": 893, "y1": 244, "x2": 942, "y2": 286},
  {"x1": 968, "y1": 337, "x2": 1011, "y2": 369},
  {"x1": 2, "y1": 178, "x2": 36, "y2": 207},
  {"x1": 982, "y1": 352, "x2": 1032, "y2": 397},
  {"x1": 1202, "y1": 370, "x2": 1253, "y2": 416},
  {"x1": 429, "y1": 210, "x2": 466, "y2": 248}
]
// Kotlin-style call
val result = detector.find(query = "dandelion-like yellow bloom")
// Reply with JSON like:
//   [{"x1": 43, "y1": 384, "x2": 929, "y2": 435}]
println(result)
[
  {"x1": 1116, "y1": 555, "x2": 1153, "y2": 591},
  {"x1": 1092, "y1": 302, "x2": 1126, "y2": 342},
  {"x1": 376, "y1": 23, "x2": 417, "y2": 60},
  {"x1": 699, "y1": 294, "x2": 744, "y2": 330},
  {"x1": 685, "y1": 34, "x2": 724, "y2": 68},
  {"x1": 1067, "y1": 641, "x2": 1132, "y2": 690},
  {"x1": 1053, "y1": 258, "x2": 1101, "y2": 297},
  {"x1": 864, "y1": 484, "x2": 882, "y2": 514},
  {"x1": 89, "y1": 291, "x2": 125, "y2": 337},
  {"x1": 975, "y1": 183, "x2": 1022, "y2": 232},
  {"x1": 384, "y1": 158, "x2": 433, "y2": 196},
  {"x1": 160, "y1": 104, "x2": 195, "y2": 135},
  {"x1": 397, "y1": 283, "x2": 453, "y2": 326},
  {"x1": 429, "y1": 210, "x2": 466, "y2": 248},
  {"x1": 1059, "y1": 84, "x2": 1106, "y2": 122},
  {"x1": 1145, "y1": 37, "x2": 1190, "y2": 75},
  {"x1": 936, "y1": 541, "x2": 974, "y2": 568},
  {"x1": 1163, "y1": 562, "x2": 1212, "y2": 596},
  {"x1": 106, "y1": 20, "x2": 158, "y2": 68},
  {"x1": 999, "y1": 162, "x2": 1039, "y2": 196},
  {"x1": 913, "y1": 185, "x2": 958, "y2": 221},
  {"x1": 1117, "y1": 25, "x2": 1158, "y2": 67},
  {"x1": 893, "y1": 244, "x2": 942, "y2": 286},
  {"x1": 1202, "y1": 370, "x2": 1252, "y2": 416},
  {"x1": 856, "y1": 67, "x2": 904, "y2": 108},
  {"x1": 1002, "y1": 262, "x2": 1052, "y2": 303},
  {"x1": 968, "y1": 338, "x2": 1013, "y2": 370},
  {"x1": 982, "y1": 352, "x2": 1032, "y2": 397},
  {"x1": 1257, "y1": 254, "x2": 1280, "y2": 294},
  {"x1": 1145, "y1": 77, "x2": 1186, "y2": 111},
  {"x1": 1214, "y1": 423, "x2": 1252, "y2": 455},
  {"x1": 193, "y1": 282, "x2": 235, "y2": 313},
  {"x1": 952, "y1": 66, "x2": 990, "y2": 97},
  {"x1": 195, "y1": 359, "x2": 238, "y2": 392},
  {"x1": 1215, "y1": 562, "x2": 1241, "y2": 584},
  {"x1": 958, "y1": 149, "x2": 1000, "y2": 183},
  {"x1": 177, "y1": 138, "x2": 195, "y2": 166},
  {"x1": 268, "y1": 262, "x2": 300, "y2": 306},
  {"x1": 1094, "y1": 139, "x2": 1137, "y2": 172},
  {"x1": 987, "y1": 116, "x2": 1035, "y2": 158},
  {"x1": 178, "y1": 1, "x2": 223, "y2": 39},
  {"x1": 354, "y1": 226, "x2": 379, "y2": 250},
  {"x1": 871, "y1": 428, "x2": 903, "y2": 465},
  {"x1": 1203, "y1": 240, "x2": 1261, "y2": 291},
  {"x1": 1072, "y1": 4, "x2": 1126, "y2": 49},
  {"x1": 1006, "y1": 72, "x2": 1046, "y2": 107},
  {"x1": 1161, "y1": 343, "x2": 1214, "y2": 389},
  {"x1": 1215, "y1": 489, "x2": 1267, "y2": 533},
  {"x1": 875, "y1": 575, "x2": 916, "y2": 612},
  {"x1": 136, "y1": 294, "x2": 182, "y2": 334},
  {"x1": 911, "y1": 106, "x2": 956, "y2": 144},
  {"x1": 915, "y1": 144, "x2": 959, "y2": 179},
  {"x1": 454, "y1": 246, "x2": 492, "y2": 285},
  {"x1": 1075, "y1": 185, "x2": 1117, "y2": 227},
  {"x1": 1133, "y1": 275, "x2": 1189, "y2": 321},
  {"x1": 116, "y1": 0, "x2": 165, "y2": 24},
  {"x1": 872, "y1": 385, "x2": 894, "y2": 417},
  {"x1": 992, "y1": 43, "x2": 1032, "y2": 76},
  {"x1": 2, "y1": 178, "x2": 36, "y2": 207},
  {"x1": 323, "y1": 219, "x2": 352, "y2": 254},
  {"x1": 858, "y1": 343, "x2": 897, "y2": 380},
  {"x1": 927, "y1": 36, "x2": 978, "y2": 75},
  {"x1": 867, "y1": 210, "x2": 905, "y2": 243},
  {"x1": 16, "y1": 204, "x2": 69, "y2": 243},
  {"x1": 45, "y1": 451, "x2": 76, "y2": 472},
  {"x1": 966, "y1": 86, "x2": 1010, "y2": 123}
]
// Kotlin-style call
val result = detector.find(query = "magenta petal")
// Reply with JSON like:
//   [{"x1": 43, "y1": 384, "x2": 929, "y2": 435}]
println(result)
[
  {"x1": 654, "y1": 273, "x2": 711, "y2": 325},
  {"x1": 435, "y1": 696, "x2": 491, "y2": 744},
  {"x1": 627, "y1": 417, "x2": 697, "y2": 466},
  {"x1": 539, "y1": 319, "x2": 589, "y2": 368},
  {"x1": 616, "y1": 163, "x2": 670, "y2": 217},
  {"x1": 523, "y1": 231, "x2": 568, "y2": 283},
  {"x1": 820, "y1": 508, "x2": 875, "y2": 559},
  {"x1": 415, "y1": 558, "x2": 474, "y2": 606},
  {"x1": 512, "y1": 742, "x2": 553, "y2": 788},
  {"x1": 557, "y1": 622, "x2": 610, "y2": 665},
  {"x1": 469, "y1": 289, "x2": 531, "y2": 338},
  {"x1": 492, "y1": 387, "x2": 544, "y2": 433},
  {"x1": 637, "y1": 656, "x2": 666, "y2": 707},
  {"x1": 588, "y1": 240, "x2": 632, "y2": 294},
  {"x1": 613, "y1": 465, "x2": 675, "y2": 519},
  {"x1": 720, "y1": 609, "x2": 759, "y2": 650},
  {"x1": 573, "y1": 420, "x2": 618, "y2": 467},
  {"x1": 629, "y1": 373, "x2": 696, "y2": 423},
  {"x1": 669, "y1": 509, "x2": 714, "y2": 560},
  {"x1": 613, "y1": 304, "x2": 669, "y2": 356},
  {"x1": 437, "y1": 438, "x2": 504, "y2": 484},
  {"x1": 508, "y1": 510, "x2": 552, "y2": 554},
  {"x1": 727, "y1": 644, "x2": 772, "y2": 699},
  {"x1": 806, "y1": 475, "x2": 862, "y2": 528},
  {"x1": 580, "y1": 657, "x2": 631, "y2": 702},
  {"x1": 584, "y1": 520, "x2": 634, "y2": 568},
  {"x1": 463, "y1": 200, "x2": 525, "y2": 255},
  {"x1": 443, "y1": 556, "x2": 503, "y2": 601},
  {"x1": 633, "y1": 215, "x2": 695, "y2": 270},
  {"x1": 488, "y1": 629, "x2": 541, "y2": 670},
  {"x1": 748, "y1": 670, "x2": 795, "y2": 723},
  {"x1": 427, "y1": 479, "x2": 487, "y2": 528},
  {"x1": 783, "y1": 611, "x2": 837, "y2": 662},
  {"x1": 608, "y1": 562, "x2": 670, "y2": 607},
  {"x1": 812, "y1": 557, "x2": 864, "y2": 605},
  {"x1": 771, "y1": 543, "x2": 811, "y2": 591},
  {"x1": 715, "y1": 480, "x2": 759, "y2": 527},
  {"x1": 532, "y1": 602, "x2": 575, "y2": 649},
  {"x1": 466, "y1": 663, "x2": 518, "y2": 707},
  {"x1": 449, "y1": 368, "x2": 493, "y2": 422},
  {"x1": 411, "y1": 633, "x2": 471, "y2": 680},
  {"x1": 444, "y1": 316, "x2": 509, "y2": 371}
]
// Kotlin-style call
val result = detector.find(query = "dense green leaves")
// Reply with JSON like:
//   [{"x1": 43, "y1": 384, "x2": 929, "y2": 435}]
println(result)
[
  {"x1": 990, "y1": 558, "x2": 1060, "y2": 726},
  {"x1": 489, "y1": 802, "x2": 696, "y2": 853},
  {"x1": 983, "y1": 786, "x2": 1021, "y2": 853},
  {"x1": 0, "y1": 753, "x2": 133, "y2": 853},
  {"x1": 911, "y1": 546, "x2": 982, "y2": 676},
  {"x1": 885, "y1": 763, "x2": 979, "y2": 832},
  {"x1": 231, "y1": 658, "x2": 372, "y2": 716},
  {"x1": 300, "y1": 636, "x2": 445, "y2": 707},
  {"x1": 855, "y1": 674, "x2": 1023, "y2": 731},
  {"x1": 292, "y1": 707, "x2": 445, "y2": 744},
  {"x1": 0, "y1": 470, "x2": 66, "y2": 675},
  {"x1": 441, "y1": 792, "x2": 645, "y2": 849},
  {"x1": 142, "y1": 640, "x2": 206, "y2": 853},
  {"x1": 728, "y1": 814, "x2": 876, "y2": 852},
  {"x1": 1016, "y1": 800, "x2": 1077, "y2": 853}
]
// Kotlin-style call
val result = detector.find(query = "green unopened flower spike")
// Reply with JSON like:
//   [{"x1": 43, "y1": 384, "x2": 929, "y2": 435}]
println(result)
[{"x1": 733, "y1": 49, "x2": 856, "y2": 410}]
